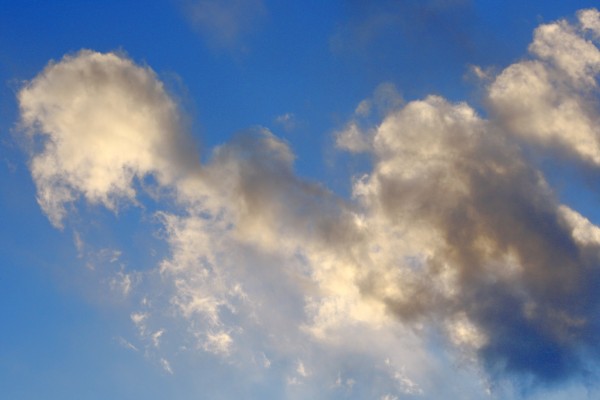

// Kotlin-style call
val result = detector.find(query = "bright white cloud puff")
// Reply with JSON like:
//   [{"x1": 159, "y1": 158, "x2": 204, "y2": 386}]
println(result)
[{"x1": 18, "y1": 50, "x2": 198, "y2": 227}]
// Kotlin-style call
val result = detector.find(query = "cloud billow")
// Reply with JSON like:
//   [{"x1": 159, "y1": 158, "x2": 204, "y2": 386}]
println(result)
[
  {"x1": 345, "y1": 93, "x2": 600, "y2": 382},
  {"x1": 16, "y1": 8, "x2": 600, "y2": 397},
  {"x1": 18, "y1": 50, "x2": 199, "y2": 227}
]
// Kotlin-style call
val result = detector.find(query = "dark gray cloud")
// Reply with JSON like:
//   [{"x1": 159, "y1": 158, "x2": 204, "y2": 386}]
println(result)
[{"x1": 342, "y1": 9, "x2": 600, "y2": 385}]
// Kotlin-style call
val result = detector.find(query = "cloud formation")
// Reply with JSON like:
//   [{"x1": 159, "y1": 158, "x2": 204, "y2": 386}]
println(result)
[
  {"x1": 18, "y1": 50, "x2": 198, "y2": 227},
  {"x1": 488, "y1": 8, "x2": 600, "y2": 165},
  {"x1": 16, "y1": 8, "x2": 600, "y2": 398},
  {"x1": 347, "y1": 94, "x2": 600, "y2": 382}
]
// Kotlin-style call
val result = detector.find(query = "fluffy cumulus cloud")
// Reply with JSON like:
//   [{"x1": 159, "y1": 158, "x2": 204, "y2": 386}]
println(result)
[
  {"x1": 488, "y1": 8, "x2": 600, "y2": 165},
  {"x1": 347, "y1": 94, "x2": 600, "y2": 383},
  {"x1": 18, "y1": 50, "x2": 198, "y2": 227},
  {"x1": 16, "y1": 8, "x2": 600, "y2": 399}
]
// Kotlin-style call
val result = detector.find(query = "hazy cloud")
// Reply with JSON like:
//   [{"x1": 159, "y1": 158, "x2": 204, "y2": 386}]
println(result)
[
  {"x1": 274, "y1": 112, "x2": 297, "y2": 132},
  {"x1": 330, "y1": 0, "x2": 474, "y2": 58},
  {"x1": 336, "y1": 82, "x2": 403, "y2": 153},
  {"x1": 183, "y1": 0, "x2": 267, "y2": 50}
]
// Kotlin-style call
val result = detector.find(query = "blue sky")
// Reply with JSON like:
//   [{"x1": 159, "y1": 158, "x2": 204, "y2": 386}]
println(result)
[{"x1": 3, "y1": 1, "x2": 600, "y2": 399}]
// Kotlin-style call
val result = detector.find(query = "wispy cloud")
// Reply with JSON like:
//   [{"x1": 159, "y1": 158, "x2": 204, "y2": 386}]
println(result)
[
  {"x1": 115, "y1": 336, "x2": 139, "y2": 352},
  {"x1": 182, "y1": 0, "x2": 267, "y2": 50},
  {"x1": 274, "y1": 112, "x2": 297, "y2": 132},
  {"x1": 330, "y1": 0, "x2": 473, "y2": 57},
  {"x1": 16, "y1": 8, "x2": 600, "y2": 398},
  {"x1": 160, "y1": 358, "x2": 174, "y2": 374}
]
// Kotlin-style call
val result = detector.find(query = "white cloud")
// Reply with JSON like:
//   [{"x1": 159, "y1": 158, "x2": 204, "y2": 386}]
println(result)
[
  {"x1": 336, "y1": 82, "x2": 402, "y2": 153},
  {"x1": 151, "y1": 329, "x2": 165, "y2": 348},
  {"x1": 468, "y1": 64, "x2": 494, "y2": 81},
  {"x1": 203, "y1": 330, "x2": 234, "y2": 356},
  {"x1": 358, "y1": 82, "x2": 403, "y2": 117},
  {"x1": 115, "y1": 336, "x2": 139, "y2": 352},
  {"x1": 73, "y1": 230, "x2": 84, "y2": 257},
  {"x1": 529, "y1": 16, "x2": 600, "y2": 86},
  {"x1": 260, "y1": 352, "x2": 271, "y2": 369},
  {"x1": 18, "y1": 50, "x2": 198, "y2": 228},
  {"x1": 109, "y1": 268, "x2": 135, "y2": 297},
  {"x1": 296, "y1": 361, "x2": 309, "y2": 378},
  {"x1": 335, "y1": 121, "x2": 372, "y2": 153},
  {"x1": 274, "y1": 112, "x2": 297, "y2": 132},
  {"x1": 559, "y1": 205, "x2": 600, "y2": 245},
  {"x1": 332, "y1": 373, "x2": 356, "y2": 391},
  {"x1": 446, "y1": 312, "x2": 487, "y2": 350},
  {"x1": 160, "y1": 358, "x2": 174, "y2": 374},
  {"x1": 579, "y1": 8, "x2": 600, "y2": 37},
  {"x1": 131, "y1": 312, "x2": 148, "y2": 336},
  {"x1": 488, "y1": 10, "x2": 600, "y2": 165}
]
